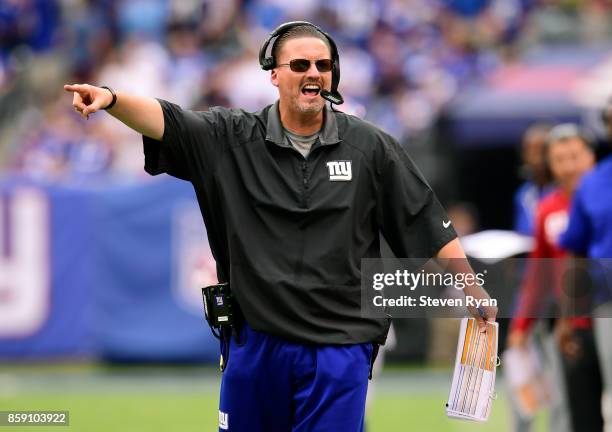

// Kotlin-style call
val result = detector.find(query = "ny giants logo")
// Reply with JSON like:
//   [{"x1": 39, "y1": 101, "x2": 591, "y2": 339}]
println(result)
[
  {"x1": 326, "y1": 160, "x2": 352, "y2": 181},
  {"x1": 218, "y1": 410, "x2": 229, "y2": 430}
]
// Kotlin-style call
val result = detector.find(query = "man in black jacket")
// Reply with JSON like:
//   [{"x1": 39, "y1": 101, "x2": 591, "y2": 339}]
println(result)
[{"x1": 65, "y1": 21, "x2": 496, "y2": 432}]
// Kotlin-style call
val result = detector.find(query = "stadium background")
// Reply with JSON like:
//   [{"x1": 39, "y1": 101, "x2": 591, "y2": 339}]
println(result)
[{"x1": 1, "y1": 0, "x2": 611, "y2": 430}]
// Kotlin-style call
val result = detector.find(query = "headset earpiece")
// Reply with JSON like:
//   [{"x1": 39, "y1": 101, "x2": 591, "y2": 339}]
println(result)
[{"x1": 261, "y1": 57, "x2": 275, "y2": 71}]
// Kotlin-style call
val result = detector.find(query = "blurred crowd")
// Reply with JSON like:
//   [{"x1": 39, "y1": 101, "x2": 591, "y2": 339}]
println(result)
[{"x1": 1, "y1": 0, "x2": 612, "y2": 181}]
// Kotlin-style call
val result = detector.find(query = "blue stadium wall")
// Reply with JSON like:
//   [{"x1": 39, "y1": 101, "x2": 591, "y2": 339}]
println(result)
[{"x1": 0, "y1": 176, "x2": 219, "y2": 362}]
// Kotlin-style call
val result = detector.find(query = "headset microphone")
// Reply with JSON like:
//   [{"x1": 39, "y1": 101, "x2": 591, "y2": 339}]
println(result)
[{"x1": 320, "y1": 90, "x2": 343, "y2": 105}]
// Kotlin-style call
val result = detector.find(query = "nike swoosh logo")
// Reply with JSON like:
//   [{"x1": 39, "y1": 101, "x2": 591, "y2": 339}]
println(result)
[{"x1": 443, "y1": 220, "x2": 451, "y2": 228}]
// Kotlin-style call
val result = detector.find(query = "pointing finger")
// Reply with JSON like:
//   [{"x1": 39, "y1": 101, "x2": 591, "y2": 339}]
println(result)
[{"x1": 64, "y1": 84, "x2": 86, "y2": 93}]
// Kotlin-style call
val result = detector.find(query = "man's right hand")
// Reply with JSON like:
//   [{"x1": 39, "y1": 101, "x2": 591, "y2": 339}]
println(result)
[
  {"x1": 64, "y1": 84, "x2": 113, "y2": 120},
  {"x1": 63, "y1": 84, "x2": 164, "y2": 140}
]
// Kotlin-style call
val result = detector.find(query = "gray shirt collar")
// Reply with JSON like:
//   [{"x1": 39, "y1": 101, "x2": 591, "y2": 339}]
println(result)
[{"x1": 266, "y1": 100, "x2": 340, "y2": 146}]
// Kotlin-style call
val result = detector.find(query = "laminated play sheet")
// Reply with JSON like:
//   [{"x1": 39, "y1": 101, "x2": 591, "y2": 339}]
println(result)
[{"x1": 446, "y1": 317, "x2": 499, "y2": 422}]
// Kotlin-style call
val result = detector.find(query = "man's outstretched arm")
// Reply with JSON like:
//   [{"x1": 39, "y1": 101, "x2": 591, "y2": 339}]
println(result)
[{"x1": 63, "y1": 84, "x2": 164, "y2": 140}]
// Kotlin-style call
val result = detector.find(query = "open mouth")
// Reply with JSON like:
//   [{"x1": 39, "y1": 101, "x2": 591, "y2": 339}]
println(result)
[{"x1": 301, "y1": 83, "x2": 321, "y2": 97}]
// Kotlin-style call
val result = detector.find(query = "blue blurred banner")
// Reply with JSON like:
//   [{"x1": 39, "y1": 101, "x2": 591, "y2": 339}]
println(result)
[{"x1": 0, "y1": 176, "x2": 219, "y2": 362}]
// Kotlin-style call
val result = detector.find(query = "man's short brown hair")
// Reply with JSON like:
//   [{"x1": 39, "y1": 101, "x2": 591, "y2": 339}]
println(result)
[{"x1": 271, "y1": 25, "x2": 332, "y2": 63}]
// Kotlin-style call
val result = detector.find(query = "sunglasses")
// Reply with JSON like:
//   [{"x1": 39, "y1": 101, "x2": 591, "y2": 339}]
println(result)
[{"x1": 277, "y1": 59, "x2": 333, "y2": 73}]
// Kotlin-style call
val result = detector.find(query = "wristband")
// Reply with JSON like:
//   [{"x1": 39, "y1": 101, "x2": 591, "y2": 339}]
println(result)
[{"x1": 100, "y1": 86, "x2": 117, "y2": 110}]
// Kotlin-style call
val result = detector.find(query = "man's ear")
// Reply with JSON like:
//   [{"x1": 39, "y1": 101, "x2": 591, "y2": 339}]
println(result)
[{"x1": 270, "y1": 69, "x2": 279, "y2": 87}]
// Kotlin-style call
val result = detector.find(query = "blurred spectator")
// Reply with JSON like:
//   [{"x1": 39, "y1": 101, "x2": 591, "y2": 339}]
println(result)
[
  {"x1": 509, "y1": 123, "x2": 601, "y2": 432},
  {"x1": 560, "y1": 97, "x2": 612, "y2": 432},
  {"x1": 513, "y1": 123, "x2": 553, "y2": 236}
]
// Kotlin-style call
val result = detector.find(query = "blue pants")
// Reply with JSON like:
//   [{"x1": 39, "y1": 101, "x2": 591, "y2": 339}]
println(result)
[{"x1": 218, "y1": 323, "x2": 373, "y2": 431}]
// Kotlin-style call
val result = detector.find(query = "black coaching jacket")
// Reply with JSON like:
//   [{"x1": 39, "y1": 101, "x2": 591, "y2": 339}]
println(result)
[{"x1": 143, "y1": 100, "x2": 456, "y2": 345}]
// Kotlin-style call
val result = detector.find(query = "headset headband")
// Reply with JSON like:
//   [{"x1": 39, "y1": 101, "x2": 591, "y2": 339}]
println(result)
[{"x1": 259, "y1": 21, "x2": 344, "y2": 105}]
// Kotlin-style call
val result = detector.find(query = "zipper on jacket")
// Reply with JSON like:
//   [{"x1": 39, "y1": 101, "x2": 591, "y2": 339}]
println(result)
[{"x1": 300, "y1": 160, "x2": 308, "y2": 208}]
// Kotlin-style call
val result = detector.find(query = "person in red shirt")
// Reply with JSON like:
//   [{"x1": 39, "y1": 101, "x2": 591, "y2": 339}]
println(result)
[{"x1": 508, "y1": 123, "x2": 602, "y2": 431}]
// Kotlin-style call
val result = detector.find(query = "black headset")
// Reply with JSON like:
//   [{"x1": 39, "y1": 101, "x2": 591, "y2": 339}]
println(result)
[{"x1": 259, "y1": 21, "x2": 344, "y2": 105}]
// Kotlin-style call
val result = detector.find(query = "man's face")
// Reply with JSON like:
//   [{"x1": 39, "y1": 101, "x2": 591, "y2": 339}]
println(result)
[
  {"x1": 522, "y1": 132, "x2": 546, "y2": 171},
  {"x1": 548, "y1": 137, "x2": 595, "y2": 193},
  {"x1": 271, "y1": 37, "x2": 332, "y2": 116}
]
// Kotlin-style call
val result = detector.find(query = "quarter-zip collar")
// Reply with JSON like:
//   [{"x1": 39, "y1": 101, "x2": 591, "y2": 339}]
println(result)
[{"x1": 265, "y1": 100, "x2": 340, "y2": 147}]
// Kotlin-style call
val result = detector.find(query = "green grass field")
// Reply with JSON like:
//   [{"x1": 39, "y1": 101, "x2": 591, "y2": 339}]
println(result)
[{"x1": 0, "y1": 364, "x2": 546, "y2": 431}]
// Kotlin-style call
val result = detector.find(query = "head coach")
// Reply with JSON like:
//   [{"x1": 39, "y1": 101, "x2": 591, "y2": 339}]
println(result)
[{"x1": 64, "y1": 21, "x2": 497, "y2": 432}]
